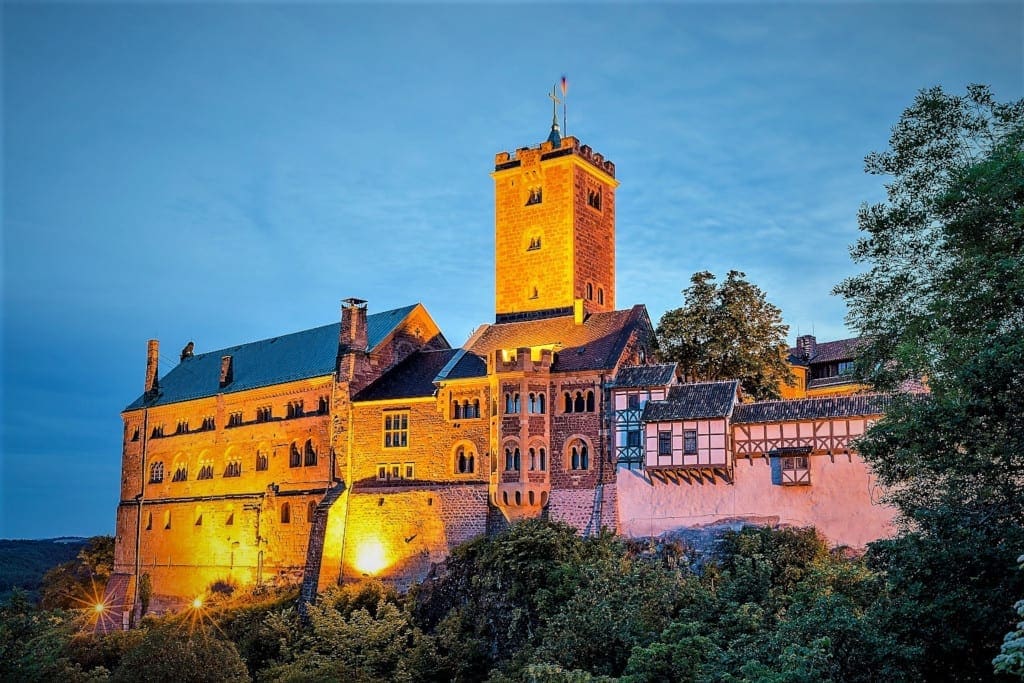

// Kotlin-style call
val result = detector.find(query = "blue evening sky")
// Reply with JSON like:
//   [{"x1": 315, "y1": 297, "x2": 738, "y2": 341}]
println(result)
[{"x1": 2, "y1": 2, "x2": 1020, "y2": 538}]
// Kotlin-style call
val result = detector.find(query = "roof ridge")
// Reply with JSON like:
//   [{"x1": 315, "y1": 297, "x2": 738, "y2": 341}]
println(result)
[{"x1": 182, "y1": 304, "x2": 418, "y2": 361}]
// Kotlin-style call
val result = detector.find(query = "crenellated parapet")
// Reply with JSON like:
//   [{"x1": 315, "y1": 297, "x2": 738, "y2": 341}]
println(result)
[{"x1": 494, "y1": 136, "x2": 615, "y2": 178}]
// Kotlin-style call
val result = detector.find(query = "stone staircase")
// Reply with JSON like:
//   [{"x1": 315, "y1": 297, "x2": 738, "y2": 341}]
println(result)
[
  {"x1": 298, "y1": 483, "x2": 347, "y2": 608},
  {"x1": 96, "y1": 573, "x2": 134, "y2": 633}
]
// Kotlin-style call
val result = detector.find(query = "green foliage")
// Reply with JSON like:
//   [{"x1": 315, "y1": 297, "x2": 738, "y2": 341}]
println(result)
[
  {"x1": 656, "y1": 270, "x2": 793, "y2": 400},
  {"x1": 994, "y1": 556, "x2": 1024, "y2": 678},
  {"x1": 138, "y1": 573, "x2": 152, "y2": 618},
  {"x1": 112, "y1": 626, "x2": 250, "y2": 683},
  {"x1": 834, "y1": 84, "x2": 1024, "y2": 680},
  {"x1": 40, "y1": 536, "x2": 114, "y2": 610}
]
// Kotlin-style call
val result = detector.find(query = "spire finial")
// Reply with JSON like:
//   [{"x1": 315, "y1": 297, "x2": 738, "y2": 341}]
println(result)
[{"x1": 547, "y1": 84, "x2": 562, "y2": 146}]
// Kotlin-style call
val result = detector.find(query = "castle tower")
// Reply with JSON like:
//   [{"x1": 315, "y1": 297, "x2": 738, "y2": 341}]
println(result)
[{"x1": 492, "y1": 109, "x2": 619, "y2": 322}]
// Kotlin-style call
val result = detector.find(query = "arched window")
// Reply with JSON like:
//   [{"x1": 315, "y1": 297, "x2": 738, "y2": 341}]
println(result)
[
  {"x1": 513, "y1": 393, "x2": 521, "y2": 413},
  {"x1": 539, "y1": 448, "x2": 547, "y2": 471},
  {"x1": 163, "y1": 511, "x2": 171, "y2": 529},
  {"x1": 289, "y1": 442, "x2": 301, "y2": 468},
  {"x1": 463, "y1": 400, "x2": 471, "y2": 418},
  {"x1": 307, "y1": 501, "x2": 317, "y2": 523},
  {"x1": 570, "y1": 441, "x2": 590, "y2": 471},
  {"x1": 505, "y1": 393, "x2": 513, "y2": 414},
  {"x1": 538, "y1": 393, "x2": 546, "y2": 414},
  {"x1": 280, "y1": 503, "x2": 291, "y2": 524},
  {"x1": 574, "y1": 392, "x2": 585, "y2": 413},
  {"x1": 529, "y1": 448, "x2": 536, "y2": 470},
  {"x1": 586, "y1": 390, "x2": 595, "y2": 412},
  {"x1": 473, "y1": 399, "x2": 480, "y2": 418},
  {"x1": 505, "y1": 448, "x2": 514, "y2": 471},
  {"x1": 172, "y1": 464, "x2": 187, "y2": 482},
  {"x1": 149, "y1": 462, "x2": 164, "y2": 483},
  {"x1": 513, "y1": 448, "x2": 521, "y2": 471},
  {"x1": 586, "y1": 283, "x2": 593, "y2": 300},
  {"x1": 456, "y1": 446, "x2": 475, "y2": 474},
  {"x1": 256, "y1": 451, "x2": 268, "y2": 471},
  {"x1": 598, "y1": 288, "x2": 604, "y2": 305},
  {"x1": 564, "y1": 392, "x2": 572, "y2": 413},
  {"x1": 318, "y1": 396, "x2": 329, "y2": 414},
  {"x1": 453, "y1": 401, "x2": 462, "y2": 419},
  {"x1": 304, "y1": 439, "x2": 317, "y2": 466},
  {"x1": 528, "y1": 393, "x2": 536, "y2": 413},
  {"x1": 145, "y1": 512, "x2": 153, "y2": 530}
]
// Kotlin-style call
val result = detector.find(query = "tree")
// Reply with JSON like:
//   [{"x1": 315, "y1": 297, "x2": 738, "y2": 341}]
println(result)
[
  {"x1": 834, "y1": 84, "x2": 1024, "y2": 679},
  {"x1": 656, "y1": 270, "x2": 793, "y2": 400},
  {"x1": 40, "y1": 536, "x2": 114, "y2": 610}
]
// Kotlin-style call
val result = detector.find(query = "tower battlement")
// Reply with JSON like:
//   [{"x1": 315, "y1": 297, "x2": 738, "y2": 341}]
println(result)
[{"x1": 494, "y1": 136, "x2": 616, "y2": 179}]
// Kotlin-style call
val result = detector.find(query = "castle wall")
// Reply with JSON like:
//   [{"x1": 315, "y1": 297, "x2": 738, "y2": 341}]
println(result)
[{"x1": 615, "y1": 454, "x2": 896, "y2": 548}]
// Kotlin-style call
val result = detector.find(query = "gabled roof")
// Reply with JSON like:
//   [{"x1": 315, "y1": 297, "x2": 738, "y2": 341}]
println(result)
[
  {"x1": 354, "y1": 348, "x2": 460, "y2": 402},
  {"x1": 466, "y1": 305, "x2": 650, "y2": 374},
  {"x1": 788, "y1": 337, "x2": 864, "y2": 366},
  {"x1": 125, "y1": 304, "x2": 419, "y2": 410},
  {"x1": 641, "y1": 381, "x2": 739, "y2": 421},
  {"x1": 732, "y1": 393, "x2": 891, "y2": 424},
  {"x1": 611, "y1": 363, "x2": 677, "y2": 388}
]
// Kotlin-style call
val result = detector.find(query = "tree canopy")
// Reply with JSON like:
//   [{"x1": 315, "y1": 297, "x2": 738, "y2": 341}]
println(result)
[
  {"x1": 836, "y1": 83, "x2": 1024, "y2": 680},
  {"x1": 656, "y1": 270, "x2": 793, "y2": 400}
]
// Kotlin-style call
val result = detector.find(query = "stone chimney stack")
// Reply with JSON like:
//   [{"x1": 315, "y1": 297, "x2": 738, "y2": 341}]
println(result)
[
  {"x1": 145, "y1": 339, "x2": 159, "y2": 395},
  {"x1": 219, "y1": 355, "x2": 234, "y2": 388},
  {"x1": 796, "y1": 334, "x2": 817, "y2": 360},
  {"x1": 340, "y1": 298, "x2": 369, "y2": 352}
]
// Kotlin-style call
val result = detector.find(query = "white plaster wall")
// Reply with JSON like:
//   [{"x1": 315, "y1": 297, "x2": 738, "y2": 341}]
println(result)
[{"x1": 615, "y1": 454, "x2": 896, "y2": 548}]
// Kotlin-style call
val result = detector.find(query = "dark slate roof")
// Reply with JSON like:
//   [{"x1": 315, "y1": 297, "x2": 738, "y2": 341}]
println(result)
[
  {"x1": 641, "y1": 381, "x2": 738, "y2": 421},
  {"x1": 732, "y1": 393, "x2": 892, "y2": 424},
  {"x1": 466, "y1": 305, "x2": 649, "y2": 374},
  {"x1": 788, "y1": 336, "x2": 864, "y2": 365},
  {"x1": 611, "y1": 363, "x2": 677, "y2": 388},
  {"x1": 434, "y1": 349, "x2": 488, "y2": 382},
  {"x1": 354, "y1": 348, "x2": 460, "y2": 402},
  {"x1": 125, "y1": 304, "x2": 418, "y2": 410}
]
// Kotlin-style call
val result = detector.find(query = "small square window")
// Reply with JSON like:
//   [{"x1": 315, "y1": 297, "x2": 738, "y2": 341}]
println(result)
[{"x1": 627, "y1": 430, "x2": 641, "y2": 448}]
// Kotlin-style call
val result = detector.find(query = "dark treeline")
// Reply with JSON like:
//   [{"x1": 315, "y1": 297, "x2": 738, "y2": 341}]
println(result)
[{"x1": 1, "y1": 520, "x2": 1021, "y2": 682}]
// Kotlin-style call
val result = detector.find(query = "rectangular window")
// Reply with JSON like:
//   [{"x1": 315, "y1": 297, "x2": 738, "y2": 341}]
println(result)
[
  {"x1": 838, "y1": 361, "x2": 855, "y2": 375},
  {"x1": 377, "y1": 464, "x2": 387, "y2": 480},
  {"x1": 390, "y1": 464, "x2": 401, "y2": 479},
  {"x1": 627, "y1": 430, "x2": 641, "y2": 447},
  {"x1": 384, "y1": 412, "x2": 409, "y2": 448},
  {"x1": 658, "y1": 431, "x2": 672, "y2": 456},
  {"x1": 627, "y1": 394, "x2": 639, "y2": 410},
  {"x1": 404, "y1": 463, "x2": 414, "y2": 479},
  {"x1": 683, "y1": 430, "x2": 698, "y2": 455}
]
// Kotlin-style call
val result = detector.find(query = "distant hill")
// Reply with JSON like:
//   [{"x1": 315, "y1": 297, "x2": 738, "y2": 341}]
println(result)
[{"x1": 0, "y1": 538, "x2": 88, "y2": 601}]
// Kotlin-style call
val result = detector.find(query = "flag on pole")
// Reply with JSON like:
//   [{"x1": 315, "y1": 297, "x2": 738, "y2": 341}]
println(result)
[{"x1": 561, "y1": 75, "x2": 568, "y2": 97}]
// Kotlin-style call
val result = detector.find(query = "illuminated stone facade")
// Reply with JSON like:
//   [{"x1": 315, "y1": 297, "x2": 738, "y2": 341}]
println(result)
[{"x1": 105, "y1": 121, "x2": 898, "y2": 628}]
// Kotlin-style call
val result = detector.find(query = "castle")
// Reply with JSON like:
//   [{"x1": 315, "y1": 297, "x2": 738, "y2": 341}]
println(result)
[{"x1": 103, "y1": 115, "x2": 896, "y2": 628}]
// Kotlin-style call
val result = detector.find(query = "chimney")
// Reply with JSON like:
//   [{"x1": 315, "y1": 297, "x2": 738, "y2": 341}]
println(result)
[
  {"x1": 340, "y1": 298, "x2": 369, "y2": 352},
  {"x1": 796, "y1": 334, "x2": 817, "y2": 360},
  {"x1": 145, "y1": 339, "x2": 159, "y2": 395},
  {"x1": 220, "y1": 355, "x2": 234, "y2": 388}
]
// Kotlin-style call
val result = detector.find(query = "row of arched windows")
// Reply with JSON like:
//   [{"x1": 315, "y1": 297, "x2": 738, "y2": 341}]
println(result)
[
  {"x1": 563, "y1": 390, "x2": 596, "y2": 413},
  {"x1": 584, "y1": 283, "x2": 605, "y2": 305},
  {"x1": 502, "y1": 439, "x2": 590, "y2": 471},
  {"x1": 144, "y1": 501, "x2": 318, "y2": 530},
  {"x1": 452, "y1": 399, "x2": 481, "y2": 419},
  {"x1": 149, "y1": 441, "x2": 318, "y2": 484}
]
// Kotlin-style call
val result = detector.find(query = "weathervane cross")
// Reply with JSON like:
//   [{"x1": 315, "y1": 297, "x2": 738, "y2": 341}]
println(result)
[{"x1": 548, "y1": 85, "x2": 561, "y2": 126}]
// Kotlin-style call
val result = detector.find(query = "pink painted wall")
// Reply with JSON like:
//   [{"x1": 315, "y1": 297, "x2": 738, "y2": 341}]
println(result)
[{"x1": 615, "y1": 453, "x2": 897, "y2": 548}]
